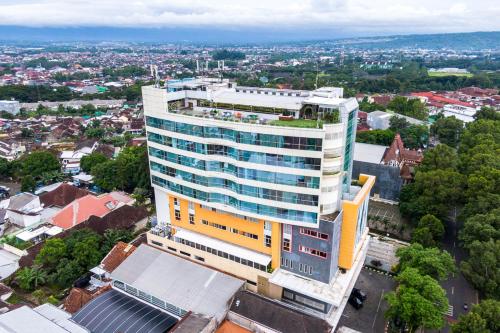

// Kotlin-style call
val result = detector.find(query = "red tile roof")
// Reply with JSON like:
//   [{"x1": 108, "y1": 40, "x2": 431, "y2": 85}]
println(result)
[
  {"x1": 101, "y1": 241, "x2": 137, "y2": 273},
  {"x1": 50, "y1": 192, "x2": 133, "y2": 230},
  {"x1": 39, "y1": 183, "x2": 89, "y2": 208},
  {"x1": 411, "y1": 92, "x2": 472, "y2": 107}
]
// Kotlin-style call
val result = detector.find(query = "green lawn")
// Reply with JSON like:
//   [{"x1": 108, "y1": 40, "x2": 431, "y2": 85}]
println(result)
[
  {"x1": 428, "y1": 72, "x2": 473, "y2": 77},
  {"x1": 269, "y1": 119, "x2": 322, "y2": 128}
]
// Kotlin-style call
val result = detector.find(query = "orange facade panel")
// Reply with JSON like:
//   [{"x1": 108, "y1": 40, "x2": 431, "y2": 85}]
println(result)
[
  {"x1": 338, "y1": 174, "x2": 375, "y2": 269},
  {"x1": 168, "y1": 195, "x2": 281, "y2": 268}
]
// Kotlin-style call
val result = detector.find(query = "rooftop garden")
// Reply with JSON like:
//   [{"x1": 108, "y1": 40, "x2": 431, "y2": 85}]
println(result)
[{"x1": 269, "y1": 119, "x2": 322, "y2": 128}]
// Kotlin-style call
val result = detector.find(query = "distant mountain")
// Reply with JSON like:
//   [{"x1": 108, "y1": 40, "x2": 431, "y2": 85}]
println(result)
[
  {"x1": 327, "y1": 31, "x2": 500, "y2": 50},
  {"x1": 0, "y1": 26, "x2": 498, "y2": 50}
]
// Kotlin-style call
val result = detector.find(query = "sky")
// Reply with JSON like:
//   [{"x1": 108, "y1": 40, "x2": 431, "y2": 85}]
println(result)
[{"x1": 0, "y1": 0, "x2": 499, "y2": 39}]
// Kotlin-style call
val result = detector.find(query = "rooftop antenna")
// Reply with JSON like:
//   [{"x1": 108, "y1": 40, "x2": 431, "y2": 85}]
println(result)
[
  {"x1": 314, "y1": 60, "x2": 319, "y2": 90},
  {"x1": 150, "y1": 64, "x2": 160, "y2": 88}
]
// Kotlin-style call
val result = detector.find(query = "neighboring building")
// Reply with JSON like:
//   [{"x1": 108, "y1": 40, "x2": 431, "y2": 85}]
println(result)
[
  {"x1": 0, "y1": 141, "x2": 24, "y2": 161},
  {"x1": 0, "y1": 101, "x2": 20, "y2": 115},
  {"x1": 227, "y1": 290, "x2": 332, "y2": 333},
  {"x1": 382, "y1": 134, "x2": 423, "y2": 183},
  {"x1": 1, "y1": 192, "x2": 43, "y2": 228},
  {"x1": 143, "y1": 78, "x2": 375, "y2": 328},
  {"x1": 352, "y1": 142, "x2": 403, "y2": 201},
  {"x1": 50, "y1": 192, "x2": 134, "y2": 229},
  {"x1": 109, "y1": 244, "x2": 245, "y2": 322},
  {"x1": 367, "y1": 110, "x2": 392, "y2": 129},
  {"x1": 442, "y1": 104, "x2": 477, "y2": 123},
  {"x1": 0, "y1": 304, "x2": 88, "y2": 333}
]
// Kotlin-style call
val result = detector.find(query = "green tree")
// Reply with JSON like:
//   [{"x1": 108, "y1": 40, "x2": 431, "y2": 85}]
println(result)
[
  {"x1": 101, "y1": 229, "x2": 134, "y2": 254},
  {"x1": 35, "y1": 238, "x2": 67, "y2": 271},
  {"x1": 389, "y1": 116, "x2": 410, "y2": 132},
  {"x1": 452, "y1": 299, "x2": 500, "y2": 333},
  {"x1": 21, "y1": 175, "x2": 36, "y2": 192},
  {"x1": 459, "y1": 209, "x2": 500, "y2": 249},
  {"x1": 400, "y1": 169, "x2": 465, "y2": 221},
  {"x1": 15, "y1": 266, "x2": 47, "y2": 291},
  {"x1": 52, "y1": 258, "x2": 85, "y2": 288},
  {"x1": 73, "y1": 239, "x2": 103, "y2": 270},
  {"x1": 461, "y1": 240, "x2": 500, "y2": 299},
  {"x1": 474, "y1": 107, "x2": 500, "y2": 121},
  {"x1": 91, "y1": 160, "x2": 118, "y2": 191},
  {"x1": 419, "y1": 144, "x2": 459, "y2": 172},
  {"x1": 431, "y1": 116, "x2": 464, "y2": 147},
  {"x1": 385, "y1": 268, "x2": 448, "y2": 332},
  {"x1": 21, "y1": 151, "x2": 60, "y2": 178},
  {"x1": 396, "y1": 243, "x2": 455, "y2": 281},
  {"x1": 388, "y1": 96, "x2": 428, "y2": 120},
  {"x1": 417, "y1": 214, "x2": 445, "y2": 241},
  {"x1": 80, "y1": 152, "x2": 108, "y2": 173},
  {"x1": 356, "y1": 129, "x2": 395, "y2": 145},
  {"x1": 0, "y1": 158, "x2": 12, "y2": 178},
  {"x1": 85, "y1": 127, "x2": 105, "y2": 139},
  {"x1": 412, "y1": 227, "x2": 436, "y2": 247}
]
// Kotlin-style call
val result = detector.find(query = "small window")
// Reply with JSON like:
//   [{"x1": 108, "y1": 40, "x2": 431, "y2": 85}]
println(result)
[
  {"x1": 180, "y1": 251, "x2": 190, "y2": 257},
  {"x1": 246, "y1": 280, "x2": 257, "y2": 286},
  {"x1": 174, "y1": 210, "x2": 181, "y2": 221},
  {"x1": 174, "y1": 198, "x2": 179, "y2": 206},
  {"x1": 167, "y1": 246, "x2": 177, "y2": 252},
  {"x1": 195, "y1": 256, "x2": 205, "y2": 262},
  {"x1": 151, "y1": 240, "x2": 162, "y2": 247},
  {"x1": 265, "y1": 235, "x2": 272, "y2": 248},
  {"x1": 189, "y1": 214, "x2": 195, "y2": 224}
]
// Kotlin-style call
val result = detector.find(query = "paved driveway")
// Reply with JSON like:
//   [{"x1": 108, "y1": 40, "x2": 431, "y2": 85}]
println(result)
[{"x1": 337, "y1": 267, "x2": 396, "y2": 333}]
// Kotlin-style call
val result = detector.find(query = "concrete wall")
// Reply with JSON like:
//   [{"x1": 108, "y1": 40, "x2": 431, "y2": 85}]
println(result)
[
  {"x1": 280, "y1": 214, "x2": 342, "y2": 284},
  {"x1": 352, "y1": 161, "x2": 402, "y2": 202},
  {"x1": 365, "y1": 235, "x2": 408, "y2": 272},
  {"x1": 147, "y1": 232, "x2": 269, "y2": 292}
]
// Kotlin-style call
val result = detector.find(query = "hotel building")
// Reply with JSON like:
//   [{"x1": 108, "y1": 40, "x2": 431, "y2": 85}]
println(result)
[{"x1": 143, "y1": 78, "x2": 375, "y2": 327}]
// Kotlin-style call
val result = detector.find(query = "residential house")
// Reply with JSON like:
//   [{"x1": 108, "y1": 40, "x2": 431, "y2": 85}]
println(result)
[{"x1": 49, "y1": 192, "x2": 134, "y2": 230}]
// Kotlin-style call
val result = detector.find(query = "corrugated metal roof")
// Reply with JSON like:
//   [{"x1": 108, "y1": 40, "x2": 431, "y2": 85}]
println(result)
[{"x1": 110, "y1": 245, "x2": 244, "y2": 320}]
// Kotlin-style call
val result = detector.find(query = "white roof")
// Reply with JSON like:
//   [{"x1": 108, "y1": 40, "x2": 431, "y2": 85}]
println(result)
[
  {"x1": 16, "y1": 225, "x2": 63, "y2": 241},
  {"x1": 60, "y1": 151, "x2": 85, "y2": 159},
  {"x1": 0, "y1": 305, "x2": 87, "y2": 333},
  {"x1": 111, "y1": 245, "x2": 244, "y2": 320},
  {"x1": 72, "y1": 173, "x2": 93, "y2": 182},
  {"x1": 213, "y1": 90, "x2": 305, "y2": 110},
  {"x1": 174, "y1": 228, "x2": 271, "y2": 266},
  {"x1": 354, "y1": 142, "x2": 387, "y2": 164}
]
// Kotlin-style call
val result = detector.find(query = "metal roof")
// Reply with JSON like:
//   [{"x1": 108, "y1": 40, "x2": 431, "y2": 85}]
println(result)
[
  {"x1": 72, "y1": 289, "x2": 177, "y2": 333},
  {"x1": 110, "y1": 245, "x2": 244, "y2": 320},
  {"x1": 353, "y1": 142, "x2": 387, "y2": 164}
]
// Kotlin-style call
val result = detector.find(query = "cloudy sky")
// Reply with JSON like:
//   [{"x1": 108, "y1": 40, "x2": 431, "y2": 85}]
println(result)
[{"x1": 0, "y1": 0, "x2": 499, "y2": 36}]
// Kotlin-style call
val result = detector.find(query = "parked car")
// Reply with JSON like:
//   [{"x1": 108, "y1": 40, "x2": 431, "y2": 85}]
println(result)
[
  {"x1": 348, "y1": 294, "x2": 363, "y2": 309},
  {"x1": 351, "y1": 288, "x2": 367, "y2": 301}
]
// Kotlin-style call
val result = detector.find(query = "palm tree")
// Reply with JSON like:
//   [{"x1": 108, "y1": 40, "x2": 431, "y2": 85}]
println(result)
[
  {"x1": 16, "y1": 266, "x2": 47, "y2": 291},
  {"x1": 31, "y1": 266, "x2": 47, "y2": 289}
]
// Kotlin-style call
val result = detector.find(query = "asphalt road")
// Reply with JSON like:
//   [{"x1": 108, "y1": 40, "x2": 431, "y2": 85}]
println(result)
[{"x1": 437, "y1": 212, "x2": 478, "y2": 331}]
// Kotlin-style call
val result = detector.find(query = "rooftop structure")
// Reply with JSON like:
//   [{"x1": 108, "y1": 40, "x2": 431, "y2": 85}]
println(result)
[
  {"x1": 0, "y1": 304, "x2": 87, "y2": 333},
  {"x1": 110, "y1": 244, "x2": 245, "y2": 322}
]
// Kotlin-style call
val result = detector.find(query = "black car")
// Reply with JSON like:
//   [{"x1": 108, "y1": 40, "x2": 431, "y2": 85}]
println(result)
[
  {"x1": 348, "y1": 294, "x2": 363, "y2": 309},
  {"x1": 351, "y1": 288, "x2": 367, "y2": 301}
]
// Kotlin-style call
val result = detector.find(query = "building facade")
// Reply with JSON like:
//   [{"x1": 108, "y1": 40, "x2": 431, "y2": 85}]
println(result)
[{"x1": 143, "y1": 78, "x2": 375, "y2": 327}]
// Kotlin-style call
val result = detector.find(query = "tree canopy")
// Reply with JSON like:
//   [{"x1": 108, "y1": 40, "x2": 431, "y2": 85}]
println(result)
[
  {"x1": 396, "y1": 243, "x2": 455, "y2": 281},
  {"x1": 385, "y1": 268, "x2": 448, "y2": 333},
  {"x1": 452, "y1": 299, "x2": 500, "y2": 333}
]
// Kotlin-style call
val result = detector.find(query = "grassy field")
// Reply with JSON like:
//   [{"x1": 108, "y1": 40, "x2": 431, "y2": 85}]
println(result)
[{"x1": 428, "y1": 71, "x2": 473, "y2": 77}]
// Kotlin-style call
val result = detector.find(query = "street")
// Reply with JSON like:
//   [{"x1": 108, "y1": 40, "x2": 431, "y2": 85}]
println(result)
[{"x1": 438, "y1": 214, "x2": 478, "y2": 331}]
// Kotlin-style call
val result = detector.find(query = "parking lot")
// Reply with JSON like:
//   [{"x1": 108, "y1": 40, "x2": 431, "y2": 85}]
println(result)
[{"x1": 337, "y1": 267, "x2": 397, "y2": 333}]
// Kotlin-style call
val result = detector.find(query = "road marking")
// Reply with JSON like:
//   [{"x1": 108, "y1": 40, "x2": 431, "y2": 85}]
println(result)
[
  {"x1": 451, "y1": 287, "x2": 454, "y2": 295},
  {"x1": 372, "y1": 289, "x2": 385, "y2": 329},
  {"x1": 445, "y1": 305, "x2": 453, "y2": 317}
]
